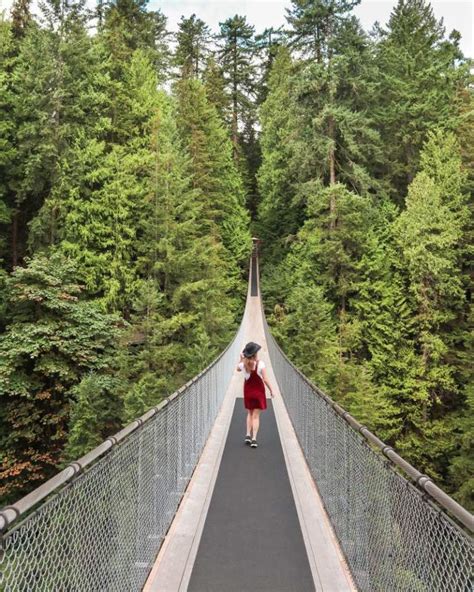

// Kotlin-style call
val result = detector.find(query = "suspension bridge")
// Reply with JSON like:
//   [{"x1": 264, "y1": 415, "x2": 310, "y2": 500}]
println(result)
[{"x1": 1, "y1": 243, "x2": 472, "y2": 591}]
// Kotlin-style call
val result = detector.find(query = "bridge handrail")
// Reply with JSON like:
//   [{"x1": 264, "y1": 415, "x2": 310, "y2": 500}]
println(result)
[
  {"x1": 262, "y1": 309, "x2": 473, "y2": 532},
  {"x1": 0, "y1": 320, "x2": 243, "y2": 533}
]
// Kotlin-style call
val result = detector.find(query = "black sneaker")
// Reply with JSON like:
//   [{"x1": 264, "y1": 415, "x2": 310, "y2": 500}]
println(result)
[
  {"x1": 250, "y1": 439, "x2": 258, "y2": 448},
  {"x1": 244, "y1": 435, "x2": 252, "y2": 445}
]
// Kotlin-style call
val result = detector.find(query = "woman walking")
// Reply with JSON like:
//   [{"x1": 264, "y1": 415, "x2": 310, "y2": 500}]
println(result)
[{"x1": 236, "y1": 342, "x2": 275, "y2": 448}]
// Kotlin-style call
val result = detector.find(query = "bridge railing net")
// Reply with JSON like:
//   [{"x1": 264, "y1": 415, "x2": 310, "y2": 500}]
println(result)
[
  {"x1": 264, "y1": 319, "x2": 473, "y2": 592},
  {"x1": 1, "y1": 321, "x2": 245, "y2": 592}
]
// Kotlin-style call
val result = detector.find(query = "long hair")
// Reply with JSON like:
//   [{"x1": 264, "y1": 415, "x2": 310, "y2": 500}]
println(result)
[{"x1": 243, "y1": 354, "x2": 258, "y2": 373}]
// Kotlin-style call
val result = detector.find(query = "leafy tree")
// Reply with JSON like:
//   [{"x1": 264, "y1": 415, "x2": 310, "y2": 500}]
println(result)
[{"x1": 0, "y1": 254, "x2": 123, "y2": 504}]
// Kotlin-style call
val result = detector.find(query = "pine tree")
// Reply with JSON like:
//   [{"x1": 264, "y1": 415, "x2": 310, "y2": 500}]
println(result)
[
  {"x1": 254, "y1": 26, "x2": 285, "y2": 105},
  {"x1": 217, "y1": 15, "x2": 257, "y2": 159},
  {"x1": 10, "y1": 0, "x2": 32, "y2": 38},
  {"x1": 30, "y1": 49, "x2": 158, "y2": 314},
  {"x1": 286, "y1": 0, "x2": 361, "y2": 62},
  {"x1": 392, "y1": 130, "x2": 470, "y2": 477},
  {"x1": 0, "y1": 21, "x2": 15, "y2": 263},
  {"x1": 202, "y1": 55, "x2": 229, "y2": 123},
  {"x1": 257, "y1": 47, "x2": 302, "y2": 265},
  {"x1": 175, "y1": 76, "x2": 251, "y2": 273},
  {"x1": 373, "y1": 0, "x2": 468, "y2": 201},
  {"x1": 287, "y1": 3, "x2": 383, "y2": 203},
  {"x1": 63, "y1": 373, "x2": 124, "y2": 462},
  {"x1": 101, "y1": 0, "x2": 169, "y2": 77},
  {"x1": 9, "y1": 0, "x2": 109, "y2": 266},
  {"x1": 174, "y1": 14, "x2": 211, "y2": 79},
  {"x1": 120, "y1": 92, "x2": 239, "y2": 420}
]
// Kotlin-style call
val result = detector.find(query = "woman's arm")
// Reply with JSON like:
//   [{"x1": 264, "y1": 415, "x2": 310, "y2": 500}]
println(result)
[{"x1": 261, "y1": 367, "x2": 275, "y2": 398}]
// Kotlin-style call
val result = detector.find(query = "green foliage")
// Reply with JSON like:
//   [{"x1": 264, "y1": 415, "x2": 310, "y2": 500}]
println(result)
[
  {"x1": 175, "y1": 77, "x2": 251, "y2": 272},
  {"x1": 217, "y1": 15, "x2": 257, "y2": 157},
  {"x1": 0, "y1": 0, "x2": 471, "y2": 517},
  {"x1": 174, "y1": 14, "x2": 210, "y2": 78},
  {"x1": 372, "y1": 0, "x2": 469, "y2": 200},
  {"x1": 259, "y1": 2, "x2": 472, "y2": 506},
  {"x1": 256, "y1": 47, "x2": 303, "y2": 264},
  {"x1": 0, "y1": 20, "x2": 14, "y2": 260},
  {"x1": 63, "y1": 373, "x2": 124, "y2": 463},
  {"x1": 120, "y1": 93, "x2": 241, "y2": 420},
  {"x1": 101, "y1": 0, "x2": 169, "y2": 78},
  {"x1": 0, "y1": 253, "x2": 123, "y2": 503}
]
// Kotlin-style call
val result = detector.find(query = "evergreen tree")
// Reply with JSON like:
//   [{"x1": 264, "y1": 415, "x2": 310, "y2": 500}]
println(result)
[
  {"x1": 254, "y1": 26, "x2": 284, "y2": 105},
  {"x1": 0, "y1": 253, "x2": 123, "y2": 504},
  {"x1": 288, "y1": 7, "x2": 382, "y2": 204},
  {"x1": 217, "y1": 15, "x2": 257, "y2": 159},
  {"x1": 101, "y1": 0, "x2": 169, "y2": 77},
  {"x1": 286, "y1": 0, "x2": 360, "y2": 62},
  {"x1": 63, "y1": 373, "x2": 124, "y2": 462},
  {"x1": 10, "y1": 0, "x2": 32, "y2": 38},
  {"x1": 373, "y1": 0, "x2": 468, "y2": 201},
  {"x1": 174, "y1": 13, "x2": 210, "y2": 79},
  {"x1": 175, "y1": 76, "x2": 251, "y2": 272},
  {"x1": 257, "y1": 47, "x2": 302, "y2": 265},
  {"x1": 203, "y1": 55, "x2": 229, "y2": 122},
  {"x1": 9, "y1": 0, "x2": 109, "y2": 266},
  {"x1": 392, "y1": 130, "x2": 470, "y2": 477},
  {"x1": 120, "y1": 93, "x2": 239, "y2": 420},
  {"x1": 0, "y1": 21, "x2": 15, "y2": 263},
  {"x1": 30, "y1": 49, "x2": 158, "y2": 314}
]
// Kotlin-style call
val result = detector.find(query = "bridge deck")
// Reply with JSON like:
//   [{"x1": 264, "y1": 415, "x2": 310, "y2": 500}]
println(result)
[
  {"x1": 188, "y1": 398, "x2": 314, "y2": 592},
  {"x1": 144, "y1": 260, "x2": 355, "y2": 591}
]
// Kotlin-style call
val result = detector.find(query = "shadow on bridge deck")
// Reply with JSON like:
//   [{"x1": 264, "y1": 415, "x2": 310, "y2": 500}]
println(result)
[{"x1": 144, "y1": 255, "x2": 354, "y2": 592}]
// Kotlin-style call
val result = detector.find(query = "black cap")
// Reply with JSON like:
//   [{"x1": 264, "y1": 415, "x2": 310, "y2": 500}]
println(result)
[{"x1": 242, "y1": 342, "x2": 261, "y2": 358}]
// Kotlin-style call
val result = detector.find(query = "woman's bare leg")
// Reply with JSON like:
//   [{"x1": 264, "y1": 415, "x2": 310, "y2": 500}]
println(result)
[
  {"x1": 246, "y1": 410, "x2": 252, "y2": 437},
  {"x1": 252, "y1": 409, "x2": 261, "y2": 440}
]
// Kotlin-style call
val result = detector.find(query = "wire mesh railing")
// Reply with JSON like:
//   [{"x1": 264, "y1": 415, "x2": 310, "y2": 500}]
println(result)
[
  {"x1": 0, "y1": 320, "x2": 245, "y2": 592},
  {"x1": 263, "y1": 316, "x2": 473, "y2": 592}
]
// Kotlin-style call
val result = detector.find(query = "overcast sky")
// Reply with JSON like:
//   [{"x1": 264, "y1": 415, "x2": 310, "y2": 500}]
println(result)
[{"x1": 0, "y1": 0, "x2": 472, "y2": 57}]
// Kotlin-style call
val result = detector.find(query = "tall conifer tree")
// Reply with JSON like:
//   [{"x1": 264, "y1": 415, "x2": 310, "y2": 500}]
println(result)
[
  {"x1": 373, "y1": 0, "x2": 468, "y2": 201},
  {"x1": 174, "y1": 14, "x2": 210, "y2": 78},
  {"x1": 217, "y1": 15, "x2": 257, "y2": 160}
]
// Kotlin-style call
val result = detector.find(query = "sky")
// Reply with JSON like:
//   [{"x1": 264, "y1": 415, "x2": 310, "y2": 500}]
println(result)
[{"x1": 0, "y1": 0, "x2": 472, "y2": 57}]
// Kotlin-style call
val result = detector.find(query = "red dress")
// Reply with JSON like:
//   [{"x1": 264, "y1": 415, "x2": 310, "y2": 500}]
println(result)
[{"x1": 243, "y1": 361, "x2": 267, "y2": 410}]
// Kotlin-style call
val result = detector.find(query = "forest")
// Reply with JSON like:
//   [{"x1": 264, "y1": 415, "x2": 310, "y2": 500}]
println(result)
[{"x1": 0, "y1": 0, "x2": 472, "y2": 513}]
